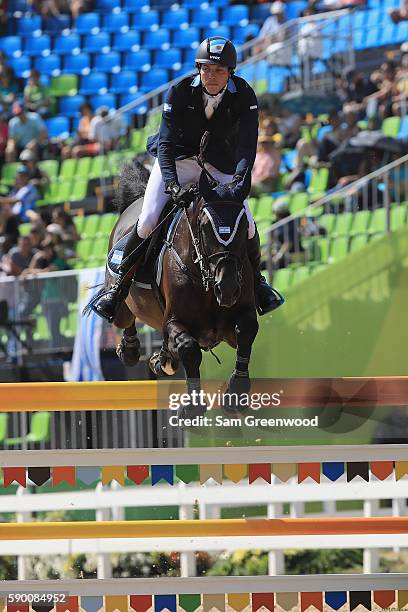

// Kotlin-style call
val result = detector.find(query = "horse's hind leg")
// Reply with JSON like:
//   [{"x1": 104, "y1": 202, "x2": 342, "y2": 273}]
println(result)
[
  {"x1": 149, "y1": 344, "x2": 179, "y2": 377},
  {"x1": 226, "y1": 309, "x2": 259, "y2": 413},
  {"x1": 166, "y1": 320, "x2": 206, "y2": 417},
  {"x1": 114, "y1": 304, "x2": 141, "y2": 367}
]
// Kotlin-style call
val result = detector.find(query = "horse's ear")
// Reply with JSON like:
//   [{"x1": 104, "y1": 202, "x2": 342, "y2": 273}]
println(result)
[{"x1": 231, "y1": 169, "x2": 251, "y2": 202}]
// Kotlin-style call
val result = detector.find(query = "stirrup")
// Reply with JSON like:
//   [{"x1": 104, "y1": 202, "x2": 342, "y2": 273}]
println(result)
[{"x1": 257, "y1": 286, "x2": 285, "y2": 316}]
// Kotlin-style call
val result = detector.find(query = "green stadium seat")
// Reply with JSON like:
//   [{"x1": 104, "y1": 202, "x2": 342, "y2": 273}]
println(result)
[
  {"x1": 73, "y1": 215, "x2": 85, "y2": 234},
  {"x1": 76, "y1": 238, "x2": 93, "y2": 261},
  {"x1": 107, "y1": 151, "x2": 123, "y2": 176},
  {"x1": 350, "y1": 234, "x2": 368, "y2": 253},
  {"x1": 289, "y1": 192, "x2": 309, "y2": 214},
  {"x1": 87, "y1": 236, "x2": 109, "y2": 266},
  {"x1": 32, "y1": 307, "x2": 51, "y2": 342},
  {"x1": 308, "y1": 167, "x2": 329, "y2": 197},
  {"x1": 248, "y1": 197, "x2": 258, "y2": 216},
  {"x1": 38, "y1": 160, "x2": 59, "y2": 181},
  {"x1": 255, "y1": 196, "x2": 274, "y2": 222},
  {"x1": 90, "y1": 155, "x2": 111, "y2": 179},
  {"x1": 98, "y1": 212, "x2": 118, "y2": 236},
  {"x1": 56, "y1": 179, "x2": 73, "y2": 204},
  {"x1": 70, "y1": 179, "x2": 88, "y2": 202},
  {"x1": 59, "y1": 159, "x2": 77, "y2": 181},
  {"x1": 76, "y1": 157, "x2": 92, "y2": 179},
  {"x1": 319, "y1": 213, "x2": 336, "y2": 234},
  {"x1": 391, "y1": 205, "x2": 406, "y2": 230},
  {"x1": 1, "y1": 162, "x2": 20, "y2": 186},
  {"x1": 130, "y1": 129, "x2": 146, "y2": 153},
  {"x1": 292, "y1": 265, "x2": 310, "y2": 284},
  {"x1": 5, "y1": 412, "x2": 50, "y2": 446},
  {"x1": 333, "y1": 212, "x2": 353, "y2": 237},
  {"x1": 36, "y1": 180, "x2": 59, "y2": 207},
  {"x1": 49, "y1": 74, "x2": 78, "y2": 97},
  {"x1": 271, "y1": 267, "x2": 292, "y2": 291},
  {"x1": 81, "y1": 213, "x2": 101, "y2": 238},
  {"x1": 381, "y1": 116, "x2": 401, "y2": 138},
  {"x1": 368, "y1": 208, "x2": 386, "y2": 234},
  {"x1": 349, "y1": 210, "x2": 371, "y2": 236},
  {"x1": 317, "y1": 238, "x2": 330, "y2": 263},
  {"x1": 329, "y1": 237, "x2": 349, "y2": 262}
]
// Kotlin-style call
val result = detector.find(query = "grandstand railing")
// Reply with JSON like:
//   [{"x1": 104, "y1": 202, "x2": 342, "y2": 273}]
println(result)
[{"x1": 265, "y1": 152, "x2": 408, "y2": 277}]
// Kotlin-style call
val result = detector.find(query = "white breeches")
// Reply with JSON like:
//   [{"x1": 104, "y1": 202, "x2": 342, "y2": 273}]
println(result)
[{"x1": 137, "y1": 157, "x2": 256, "y2": 240}]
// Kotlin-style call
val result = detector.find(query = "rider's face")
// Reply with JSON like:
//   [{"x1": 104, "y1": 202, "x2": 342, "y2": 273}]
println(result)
[{"x1": 199, "y1": 64, "x2": 230, "y2": 95}]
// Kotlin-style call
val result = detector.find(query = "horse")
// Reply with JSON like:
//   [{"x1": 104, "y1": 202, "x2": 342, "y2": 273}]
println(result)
[{"x1": 88, "y1": 158, "x2": 259, "y2": 417}]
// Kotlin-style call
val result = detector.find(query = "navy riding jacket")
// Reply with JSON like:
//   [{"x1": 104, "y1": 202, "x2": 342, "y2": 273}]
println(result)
[{"x1": 146, "y1": 74, "x2": 259, "y2": 188}]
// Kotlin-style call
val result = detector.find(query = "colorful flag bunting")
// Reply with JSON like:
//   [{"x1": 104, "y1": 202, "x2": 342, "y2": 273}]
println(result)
[
  {"x1": 101, "y1": 466, "x2": 125, "y2": 486},
  {"x1": 127, "y1": 465, "x2": 149, "y2": 485}
]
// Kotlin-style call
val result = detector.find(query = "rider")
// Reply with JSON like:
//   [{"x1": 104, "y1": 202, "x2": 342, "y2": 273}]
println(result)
[{"x1": 95, "y1": 36, "x2": 284, "y2": 322}]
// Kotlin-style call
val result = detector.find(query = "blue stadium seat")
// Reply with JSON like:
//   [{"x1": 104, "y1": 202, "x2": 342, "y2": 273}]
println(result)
[
  {"x1": 285, "y1": 0, "x2": 307, "y2": 19},
  {"x1": 94, "y1": 51, "x2": 121, "y2": 73},
  {"x1": 395, "y1": 20, "x2": 408, "y2": 43},
  {"x1": 110, "y1": 70, "x2": 138, "y2": 94},
  {"x1": 140, "y1": 68, "x2": 168, "y2": 93},
  {"x1": 213, "y1": 0, "x2": 229, "y2": 7},
  {"x1": 172, "y1": 64, "x2": 193, "y2": 80},
  {"x1": 24, "y1": 35, "x2": 51, "y2": 57},
  {"x1": 80, "y1": 72, "x2": 108, "y2": 95},
  {"x1": 0, "y1": 36, "x2": 22, "y2": 57},
  {"x1": 144, "y1": 29, "x2": 170, "y2": 50},
  {"x1": 365, "y1": 27, "x2": 381, "y2": 47},
  {"x1": 8, "y1": 56, "x2": 30, "y2": 78},
  {"x1": 46, "y1": 116, "x2": 70, "y2": 139},
  {"x1": 205, "y1": 25, "x2": 230, "y2": 40},
  {"x1": 59, "y1": 95, "x2": 86, "y2": 118},
  {"x1": 154, "y1": 48, "x2": 182, "y2": 70},
  {"x1": 353, "y1": 29, "x2": 366, "y2": 50},
  {"x1": 232, "y1": 24, "x2": 259, "y2": 44},
  {"x1": 63, "y1": 53, "x2": 91, "y2": 75},
  {"x1": 172, "y1": 27, "x2": 199, "y2": 49},
  {"x1": 222, "y1": 5, "x2": 249, "y2": 26},
  {"x1": 123, "y1": 50, "x2": 151, "y2": 71},
  {"x1": 16, "y1": 15, "x2": 42, "y2": 35},
  {"x1": 183, "y1": 46, "x2": 199, "y2": 64},
  {"x1": 131, "y1": 9, "x2": 159, "y2": 30},
  {"x1": 191, "y1": 7, "x2": 218, "y2": 27},
  {"x1": 122, "y1": 0, "x2": 149, "y2": 11},
  {"x1": 83, "y1": 32, "x2": 111, "y2": 54},
  {"x1": 35, "y1": 54, "x2": 61, "y2": 76},
  {"x1": 398, "y1": 116, "x2": 408, "y2": 140},
  {"x1": 182, "y1": 0, "x2": 202, "y2": 8},
  {"x1": 250, "y1": 4, "x2": 270, "y2": 24},
  {"x1": 162, "y1": 8, "x2": 189, "y2": 29},
  {"x1": 95, "y1": 0, "x2": 120, "y2": 9},
  {"x1": 380, "y1": 23, "x2": 397, "y2": 45},
  {"x1": 53, "y1": 33, "x2": 81, "y2": 55},
  {"x1": 112, "y1": 30, "x2": 141, "y2": 52},
  {"x1": 44, "y1": 14, "x2": 71, "y2": 33},
  {"x1": 119, "y1": 94, "x2": 148, "y2": 114},
  {"x1": 103, "y1": 11, "x2": 129, "y2": 33},
  {"x1": 91, "y1": 94, "x2": 116, "y2": 111},
  {"x1": 75, "y1": 13, "x2": 100, "y2": 35},
  {"x1": 8, "y1": 0, "x2": 31, "y2": 13},
  {"x1": 352, "y1": 10, "x2": 367, "y2": 29}
]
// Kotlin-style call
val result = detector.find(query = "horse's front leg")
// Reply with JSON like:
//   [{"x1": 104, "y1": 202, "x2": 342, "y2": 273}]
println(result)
[
  {"x1": 226, "y1": 308, "x2": 259, "y2": 411},
  {"x1": 116, "y1": 321, "x2": 141, "y2": 367},
  {"x1": 165, "y1": 318, "x2": 207, "y2": 418}
]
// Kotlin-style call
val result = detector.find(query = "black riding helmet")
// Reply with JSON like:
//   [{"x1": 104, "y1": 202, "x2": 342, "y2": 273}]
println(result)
[{"x1": 195, "y1": 37, "x2": 237, "y2": 69}]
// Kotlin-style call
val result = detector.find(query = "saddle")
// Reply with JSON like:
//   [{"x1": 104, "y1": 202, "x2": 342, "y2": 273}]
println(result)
[{"x1": 107, "y1": 200, "x2": 183, "y2": 308}]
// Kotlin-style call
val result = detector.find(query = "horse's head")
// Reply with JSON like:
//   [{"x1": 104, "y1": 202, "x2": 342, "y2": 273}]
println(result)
[{"x1": 194, "y1": 171, "x2": 249, "y2": 308}]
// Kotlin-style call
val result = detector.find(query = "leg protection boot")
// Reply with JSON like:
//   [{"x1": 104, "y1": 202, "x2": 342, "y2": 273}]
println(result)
[
  {"x1": 247, "y1": 229, "x2": 285, "y2": 316},
  {"x1": 95, "y1": 223, "x2": 148, "y2": 323}
]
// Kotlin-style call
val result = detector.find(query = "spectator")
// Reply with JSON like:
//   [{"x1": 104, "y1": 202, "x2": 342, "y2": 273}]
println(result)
[
  {"x1": 0, "y1": 104, "x2": 8, "y2": 167},
  {"x1": 251, "y1": 134, "x2": 282, "y2": 195},
  {"x1": 28, "y1": 226, "x2": 45, "y2": 250},
  {"x1": 0, "y1": 166, "x2": 39, "y2": 222},
  {"x1": 46, "y1": 207, "x2": 80, "y2": 258},
  {"x1": 342, "y1": 110, "x2": 360, "y2": 140},
  {"x1": 258, "y1": 1, "x2": 287, "y2": 44},
  {"x1": 0, "y1": 1, "x2": 6, "y2": 36},
  {"x1": 340, "y1": 67, "x2": 378, "y2": 114},
  {"x1": 61, "y1": 102, "x2": 95, "y2": 159},
  {"x1": 19, "y1": 149, "x2": 50, "y2": 196},
  {"x1": 88, "y1": 106, "x2": 123, "y2": 154},
  {"x1": 32, "y1": 0, "x2": 94, "y2": 19},
  {"x1": 6, "y1": 102, "x2": 48, "y2": 162},
  {"x1": 278, "y1": 107, "x2": 302, "y2": 148},
  {"x1": 365, "y1": 60, "x2": 399, "y2": 119},
  {"x1": 24, "y1": 69, "x2": 51, "y2": 117},
  {"x1": 7, "y1": 235, "x2": 35, "y2": 277},
  {"x1": 389, "y1": 0, "x2": 408, "y2": 23},
  {"x1": 271, "y1": 198, "x2": 304, "y2": 268},
  {"x1": 297, "y1": 7, "x2": 323, "y2": 75},
  {"x1": 317, "y1": 111, "x2": 344, "y2": 163},
  {"x1": 260, "y1": 117, "x2": 279, "y2": 138},
  {"x1": 0, "y1": 51, "x2": 8, "y2": 76},
  {"x1": 0, "y1": 66, "x2": 20, "y2": 115},
  {"x1": 22, "y1": 235, "x2": 67, "y2": 274},
  {"x1": 0, "y1": 202, "x2": 19, "y2": 254}
]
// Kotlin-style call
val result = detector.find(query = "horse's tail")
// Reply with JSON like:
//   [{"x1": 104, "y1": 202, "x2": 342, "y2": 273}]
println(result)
[
  {"x1": 114, "y1": 158, "x2": 150, "y2": 214},
  {"x1": 82, "y1": 284, "x2": 107, "y2": 317}
]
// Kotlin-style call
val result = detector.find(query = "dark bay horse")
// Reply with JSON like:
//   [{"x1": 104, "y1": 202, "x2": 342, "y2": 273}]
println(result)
[{"x1": 93, "y1": 160, "x2": 259, "y2": 416}]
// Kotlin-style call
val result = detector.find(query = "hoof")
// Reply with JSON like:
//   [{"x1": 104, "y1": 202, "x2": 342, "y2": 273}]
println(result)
[
  {"x1": 223, "y1": 373, "x2": 251, "y2": 415},
  {"x1": 149, "y1": 351, "x2": 178, "y2": 377},
  {"x1": 177, "y1": 402, "x2": 207, "y2": 421},
  {"x1": 116, "y1": 335, "x2": 140, "y2": 367}
]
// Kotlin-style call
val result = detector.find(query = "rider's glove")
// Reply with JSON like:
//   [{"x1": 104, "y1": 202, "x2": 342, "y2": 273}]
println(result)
[{"x1": 166, "y1": 181, "x2": 194, "y2": 208}]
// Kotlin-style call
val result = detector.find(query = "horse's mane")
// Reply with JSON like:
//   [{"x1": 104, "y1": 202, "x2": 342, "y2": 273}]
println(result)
[{"x1": 114, "y1": 159, "x2": 150, "y2": 214}]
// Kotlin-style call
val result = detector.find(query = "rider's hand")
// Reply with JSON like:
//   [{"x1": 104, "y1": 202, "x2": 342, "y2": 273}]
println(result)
[
  {"x1": 167, "y1": 182, "x2": 194, "y2": 208},
  {"x1": 166, "y1": 181, "x2": 181, "y2": 199}
]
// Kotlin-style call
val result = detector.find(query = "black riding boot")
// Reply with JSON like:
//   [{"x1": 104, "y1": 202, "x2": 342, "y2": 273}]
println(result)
[
  {"x1": 95, "y1": 223, "x2": 147, "y2": 323},
  {"x1": 247, "y1": 230, "x2": 285, "y2": 316}
]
